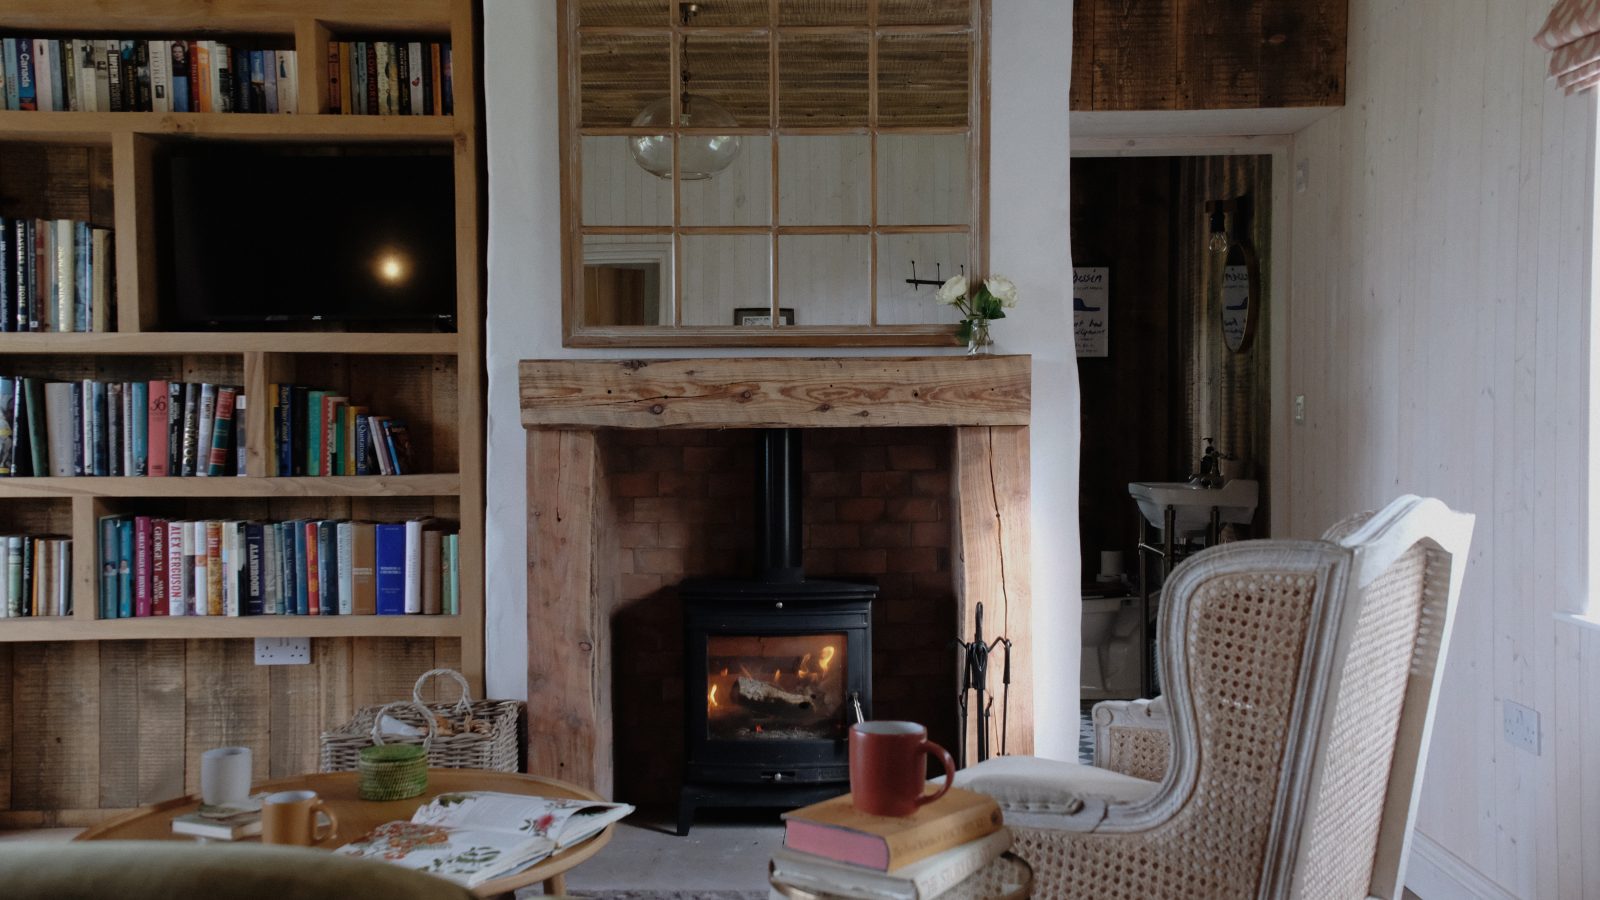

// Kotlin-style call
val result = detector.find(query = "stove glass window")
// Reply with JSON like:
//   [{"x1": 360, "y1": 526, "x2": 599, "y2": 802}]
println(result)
[{"x1": 706, "y1": 633, "x2": 848, "y2": 741}]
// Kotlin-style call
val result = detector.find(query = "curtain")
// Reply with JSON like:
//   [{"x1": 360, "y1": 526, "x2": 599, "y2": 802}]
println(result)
[{"x1": 1537, "y1": 0, "x2": 1600, "y2": 93}]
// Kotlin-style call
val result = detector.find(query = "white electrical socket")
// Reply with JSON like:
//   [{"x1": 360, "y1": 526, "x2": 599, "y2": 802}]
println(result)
[
  {"x1": 1295, "y1": 159, "x2": 1310, "y2": 194},
  {"x1": 254, "y1": 637, "x2": 311, "y2": 666},
  {"x1": 1503, "y1": 699, "x2": 1541, "y2": 755},
  {"x1": 1293, "y1": 394, "x2": 1307, "y2": 425}
]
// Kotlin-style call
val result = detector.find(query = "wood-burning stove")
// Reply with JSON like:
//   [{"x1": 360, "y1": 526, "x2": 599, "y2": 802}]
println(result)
[{"x1": 677, "y1": 429, "x2": 876, "y2": 835}]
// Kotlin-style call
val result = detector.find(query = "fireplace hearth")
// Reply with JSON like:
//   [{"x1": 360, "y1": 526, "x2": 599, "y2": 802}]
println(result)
[{"x1": 677, "y1": 429, "x2": 877, "y2": 835}]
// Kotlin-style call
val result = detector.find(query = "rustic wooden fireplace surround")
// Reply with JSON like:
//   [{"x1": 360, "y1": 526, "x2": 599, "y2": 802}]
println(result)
[{"x1": 519, "y1": 356, "x2": 1033, "y2": 797}]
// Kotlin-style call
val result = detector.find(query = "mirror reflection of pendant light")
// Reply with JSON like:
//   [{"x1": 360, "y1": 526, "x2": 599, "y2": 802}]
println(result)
[{"x1": 629, "y1": 2, "x2": 742, "y2": 181}]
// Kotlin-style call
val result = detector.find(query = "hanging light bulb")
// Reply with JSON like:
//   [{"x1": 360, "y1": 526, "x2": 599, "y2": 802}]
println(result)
[
  {"x1": 1207, "y1": 210, "x2": 1230, "y2": 253},
  {"x1": 629, "y1": 3, "x2": 742, "y2": 181}
]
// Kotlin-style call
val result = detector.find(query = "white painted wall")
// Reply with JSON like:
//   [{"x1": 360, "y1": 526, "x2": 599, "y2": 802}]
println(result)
[
  {"x1": 1287, "y1": 0, "x2": 1600, "y2": 895},
  {"x1": 483, "y1": 1, "x2": 1080, "y2": 761}
]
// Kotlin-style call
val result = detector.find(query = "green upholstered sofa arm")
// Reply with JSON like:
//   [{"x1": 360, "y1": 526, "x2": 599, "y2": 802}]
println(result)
[{"x1": 0, "y1": 841, "x2": 477, "y2": 900}]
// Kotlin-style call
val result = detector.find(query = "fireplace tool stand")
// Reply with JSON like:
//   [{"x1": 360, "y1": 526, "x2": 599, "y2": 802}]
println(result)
[{"x1": 954, "y1": 601, "x2": 1012, "y2": 767}]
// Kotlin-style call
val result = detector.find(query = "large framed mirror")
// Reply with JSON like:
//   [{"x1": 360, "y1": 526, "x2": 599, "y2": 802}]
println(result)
[{"x1": 561, "y1": 0, "x2": 989, "y2": 347}]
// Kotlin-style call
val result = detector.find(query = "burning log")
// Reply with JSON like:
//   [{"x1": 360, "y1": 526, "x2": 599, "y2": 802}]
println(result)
[{"x1": 734, "y1": 676, "x2": 819, "y2": 710}]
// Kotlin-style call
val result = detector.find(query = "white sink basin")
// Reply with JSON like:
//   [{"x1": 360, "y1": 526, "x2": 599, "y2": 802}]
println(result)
[{"x1": 1128, "y1": 480, "x2": 1259, "y2": 534}]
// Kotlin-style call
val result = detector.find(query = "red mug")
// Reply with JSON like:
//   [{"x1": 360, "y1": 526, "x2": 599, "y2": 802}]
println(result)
[{"x1": 849, "y1": 721, "x2": 956, "y2": 817}]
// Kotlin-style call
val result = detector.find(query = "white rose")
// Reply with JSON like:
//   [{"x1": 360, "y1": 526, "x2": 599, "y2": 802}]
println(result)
[
  {"x1": 986, "y1": 275, "x2": 1019, "y2": 308},
  {"x1": 936, "y1": 274, "x2": 968, "y2": 305}
]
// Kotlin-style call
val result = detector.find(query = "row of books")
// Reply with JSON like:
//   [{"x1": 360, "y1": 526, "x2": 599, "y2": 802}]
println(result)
[
  {"x1": 1, "y1": 218, "x2": 114, "y2": 333},
  {"x1": 269, "y1": 383, "x2": 413, "y2": 477},
  {"x1": 773, "y1": 788, "x2": 1010, "y2": 900},
  {"x1": 97, "y1": 516, "x2": 460, "y2": 619},
  {"x1": 0, "y1": 535, "x2": 72, "y2": 619},
  {"x1": 327, "y1": 41, "x2": 453, "y2": 116},
  {"x1": 0, "y1": 38, "x2": 298, "y2": 114},
  {"x1": 0, "y1": 378, "x2": 245, "y2": 478}
]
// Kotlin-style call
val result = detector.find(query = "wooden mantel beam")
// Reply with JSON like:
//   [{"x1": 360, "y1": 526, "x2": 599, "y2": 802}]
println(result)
[{"x1": 519, "y1": 355, "x2": 1030, "y2": 430}]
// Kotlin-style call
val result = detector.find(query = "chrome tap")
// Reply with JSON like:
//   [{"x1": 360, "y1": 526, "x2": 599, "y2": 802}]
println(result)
[{"x1": 1190, "y1": 438, "x2": 1226, "y2": 489}]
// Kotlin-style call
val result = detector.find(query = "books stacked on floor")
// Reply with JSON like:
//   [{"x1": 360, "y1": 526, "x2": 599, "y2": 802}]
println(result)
[
  {"x1": 327, "y1": 40, "x2": 452, "y2": 115},
  {"x1": 269, "y1": 383, "x2": 413, "y2": 476},
  {"x1": 0, "y1": 378, "x2": 245, "y2": 477},
  {"x1": 95, "y1": 516, "x2": 460, "y2": 618},
  {"x1": 772, "y1": 788, "x2": 1012, "y2": 900},
  {"x1": 0, "y1": 38, "x2": 297, "y2": 113},
  {"x1": 0, "y1": 534, "x2": 72, "y2": 618},
  {"x1": 1, "y1": 218, "x2": 114, "y2": 332}
]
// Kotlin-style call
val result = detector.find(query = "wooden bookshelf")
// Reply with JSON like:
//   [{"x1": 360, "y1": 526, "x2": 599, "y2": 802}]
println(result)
[{"x1": 0, "y1": 0, "x2": 485, "y2": 825}]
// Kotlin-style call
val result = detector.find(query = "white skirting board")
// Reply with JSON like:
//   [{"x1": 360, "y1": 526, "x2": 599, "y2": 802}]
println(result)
[{"x1": 1406, "y1": 833, "x2": 1519, "y2": 900}]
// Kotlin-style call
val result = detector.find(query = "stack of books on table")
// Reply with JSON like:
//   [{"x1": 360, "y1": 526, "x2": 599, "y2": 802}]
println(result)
[{"x1": 771, "y1": 788, "x2": 1012, "y2": 900}]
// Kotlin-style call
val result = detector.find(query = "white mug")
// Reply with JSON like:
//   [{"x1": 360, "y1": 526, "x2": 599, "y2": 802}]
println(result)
[{"x1": 200, "y1": 746, "x2": 253, "y2": 807}]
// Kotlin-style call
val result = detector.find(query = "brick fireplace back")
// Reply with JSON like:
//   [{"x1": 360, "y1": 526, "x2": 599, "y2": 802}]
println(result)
[{"x1": 606, "y1": 426, "x2": 958, "y2": 805}]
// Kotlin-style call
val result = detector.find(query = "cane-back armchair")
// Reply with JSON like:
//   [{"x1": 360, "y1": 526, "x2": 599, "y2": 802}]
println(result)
[{"x1": 954, "y1": 495, "x2": 1474, "y2": 898}]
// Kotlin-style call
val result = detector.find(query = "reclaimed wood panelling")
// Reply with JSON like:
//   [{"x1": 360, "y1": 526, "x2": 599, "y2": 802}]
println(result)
[
  {"x1": 0, "y1": 637, "x2": 460, "y2": 821},
  {"x1": 952, "y1": 426, "x2": 1033, "y2": 758},
  {"x1": 520, "y1": 356, "x2": 1031, "y2": 429},
  {"x1": 524, "y1": 430, "x2": 609, "y2": 795},
  {"x1": 1174, "y1": 154, "x2": 1272, "y2": 535},
  {"x1": 0, "y1": 645, "x2": 10, "y2": 810},
  {"x1": 1070, "y1": 157, "x2": 1178, "y2": 579},
  {"x1": 1288, "y1": 0, "x2": 1595, "y2": 895},
  {"x1": 134, "y1": 641, "x2": 188, "y2": 804},
  {"x1": 11, "y1": 642, "x2": 101, "y2": 810},
  {"x1": 1072, "y1": 0, "x2": 1346, "y2": 111}
]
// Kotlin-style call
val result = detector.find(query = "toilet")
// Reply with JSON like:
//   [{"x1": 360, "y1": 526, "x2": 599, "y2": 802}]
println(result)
[{"x1": 1080, "y1": 592, "x2": 1143, "y2": 700}]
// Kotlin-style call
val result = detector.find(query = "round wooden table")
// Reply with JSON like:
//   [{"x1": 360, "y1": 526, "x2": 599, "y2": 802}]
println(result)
[{"x1": 76, "y1": 769, "x2": 615, "y2": 898}]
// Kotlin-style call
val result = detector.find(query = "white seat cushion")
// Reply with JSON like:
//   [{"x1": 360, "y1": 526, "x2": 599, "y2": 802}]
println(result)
[{"x1": 950, "y1": 755, "x2": 1160, "y2": 815}]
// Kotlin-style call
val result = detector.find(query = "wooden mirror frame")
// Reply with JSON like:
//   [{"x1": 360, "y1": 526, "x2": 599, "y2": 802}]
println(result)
[{"x1": 558, "y1": 0, "x2": 990, "y2": 348}]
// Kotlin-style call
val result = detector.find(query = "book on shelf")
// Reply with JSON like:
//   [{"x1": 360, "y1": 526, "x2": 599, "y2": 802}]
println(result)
[
  {"x1": 782, "y1": 789, "x2": 1004, "y2": 874},
  {"x1": 770, "y1": 828, "x2": 1014, "y2": 900},
  {"x1": 330, "y1": 40, "x2": 452, "y2": 116},
  {"x1": 0, "y1": 38, "x2": 295, "y2": 113},
  {"x1": 268, "y1": 382, "x2": 417, "y2": 477},
  {"x1": 0, "y1": 376, "x2": 242, "y2": 478},
  {"x1": 0, "y1": 219, "x2": 112, "y2": 332},
  {"x1": 337, "y1": 791, "x2": 633, "y2": 888},
  {"x1": 94, "y1": 516, "x2": 458, "y2": 619},
  {"x1": 0, "y1": 534, "x2": 70, "y2": 618}
]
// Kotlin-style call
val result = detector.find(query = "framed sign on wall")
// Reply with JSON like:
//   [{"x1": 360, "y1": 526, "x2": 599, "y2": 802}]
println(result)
[{"x1": 1074, "y1": 267, "x2": 1109, "y2": 357}]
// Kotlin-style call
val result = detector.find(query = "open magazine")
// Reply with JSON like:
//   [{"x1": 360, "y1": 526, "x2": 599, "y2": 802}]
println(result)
[{"x1": 337, "y1": 791, "x2": 634, "y2": 887}]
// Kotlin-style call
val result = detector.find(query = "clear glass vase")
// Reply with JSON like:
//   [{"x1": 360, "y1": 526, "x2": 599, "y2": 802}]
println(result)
[{"x1": 967, "y1": 319, "x2": 993, "y2": 355}]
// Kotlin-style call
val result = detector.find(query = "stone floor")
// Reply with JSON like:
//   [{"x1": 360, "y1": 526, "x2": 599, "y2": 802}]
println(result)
[{"x1": 552, "y1": 807, "x2": 781, "y2": 897}]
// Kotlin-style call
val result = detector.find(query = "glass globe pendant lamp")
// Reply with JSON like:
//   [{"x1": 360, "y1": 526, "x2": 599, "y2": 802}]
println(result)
[{"x1": 628, "y1": 93, "x2": 743, "y2": 181}]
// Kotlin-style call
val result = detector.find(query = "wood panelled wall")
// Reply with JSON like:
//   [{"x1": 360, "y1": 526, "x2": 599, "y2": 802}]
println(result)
[
  {"x1": 1071, "y1": 157, "x2": 1179, "y2": 576},
  {"x1": 0, "y1": 637, "x2": 461, "y2": 826},
  {"x1": 1288, "y1": 0, "x2": 1597, "y2": 895},
  {"x1": 1173, "y1": 154, "x2": 1272, "y2": 534},
  {"x1": 1071, "y1": 0, "x2": 1348, "y2": 111}
]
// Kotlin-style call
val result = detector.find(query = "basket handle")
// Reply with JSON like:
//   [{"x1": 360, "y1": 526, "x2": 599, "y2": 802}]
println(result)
[
  {"x1": 370, "y1": 700, "x2": 436, "y2": 751},
  {"x1": 413, "y1": 668, "x2": 473, "y2": 715}
]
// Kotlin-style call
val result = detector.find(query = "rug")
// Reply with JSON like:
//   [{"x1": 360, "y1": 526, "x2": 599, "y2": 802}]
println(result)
[{"x1": 547, "y1": 892, "x2": 768, "y2": 899}]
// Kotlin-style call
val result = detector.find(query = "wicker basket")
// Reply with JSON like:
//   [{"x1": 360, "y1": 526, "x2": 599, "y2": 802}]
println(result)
[{"x1": 320, "y1": 669, "x2": 521, "y2": 773}]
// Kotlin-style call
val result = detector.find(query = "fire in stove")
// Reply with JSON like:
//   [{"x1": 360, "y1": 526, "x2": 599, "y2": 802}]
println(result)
[{"x1": 705, "y1": 633, "x2": 848, "y2": 741}]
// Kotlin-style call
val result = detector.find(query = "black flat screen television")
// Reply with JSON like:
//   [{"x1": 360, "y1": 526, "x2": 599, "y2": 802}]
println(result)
[{"x1": 159, "y1": 145, "x2": 456, "y2": 330}]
